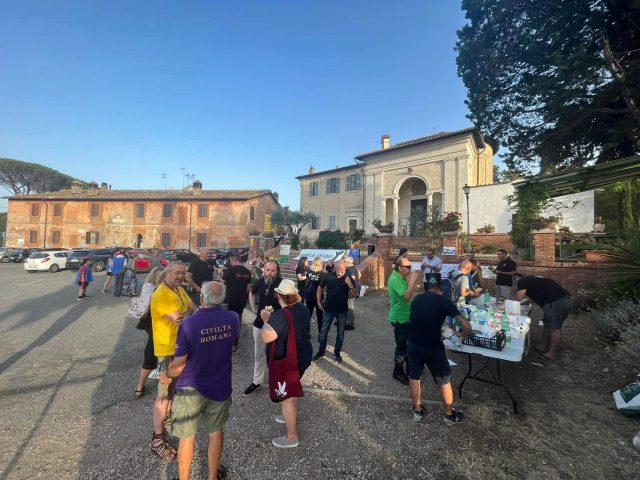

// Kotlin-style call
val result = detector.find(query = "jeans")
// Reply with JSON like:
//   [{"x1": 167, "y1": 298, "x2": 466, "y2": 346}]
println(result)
[
  {"x1": 252, "y1": 326, "x2": 266, "y2": 385},
  {"x1": 318, "y1": 311, "x2": 348, "y2": 356},
  {"x1": 346, "y1": 298, "x2": 356, "y2": 328},
  {"x1": 391, "y1": 322, "x2": 410, "y2": 365},
  {"x1": 113, "y1": 274, "x2": 123, "y2": 296}
]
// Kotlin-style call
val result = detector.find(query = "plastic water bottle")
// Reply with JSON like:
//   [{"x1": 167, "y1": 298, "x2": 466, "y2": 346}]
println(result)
[
  {"x1": 501, "y1": 312, "x2": 511, "y2": 342},
  {"x1": 483, "y1": 291, "x2": 490, "y2": 307}
]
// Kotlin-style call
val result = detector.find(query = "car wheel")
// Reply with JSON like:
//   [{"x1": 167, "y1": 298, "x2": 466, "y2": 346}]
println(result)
[
  {"x1": 49, "y1": 264, "x2": 60, "y2": 273},
  {"x1": 93, "y1": 261, "x2": 104, "y2": 272},
  {"x1": 1, "y1": 257, "x2": 9, "y2": 263}
]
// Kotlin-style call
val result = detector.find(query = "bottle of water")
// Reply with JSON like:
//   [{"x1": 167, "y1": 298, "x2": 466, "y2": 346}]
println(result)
[
  {"x1": 483, "y1": 291, "x2": 490, "y2": 307},
  {"x1": 501, "y1": 312, "x2": 511, "y2": 342}
]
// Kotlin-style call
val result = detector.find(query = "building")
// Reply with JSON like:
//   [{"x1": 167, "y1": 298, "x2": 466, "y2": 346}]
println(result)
[
  {"x1": 297, "y1": 128, "x2": 495, "y2": 238},
  {"x1": 5, "y1": 180, "x2": 279, "y2": 249}
]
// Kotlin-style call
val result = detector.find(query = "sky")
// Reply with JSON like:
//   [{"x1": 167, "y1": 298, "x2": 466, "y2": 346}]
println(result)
[{"x1": 0, "y1": 0, "x2": 477, "y2": 213}]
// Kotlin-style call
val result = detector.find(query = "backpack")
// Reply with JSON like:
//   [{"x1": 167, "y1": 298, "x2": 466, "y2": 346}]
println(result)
[{"x1": 441, "y1": 271, "x2": 464, "y2": 304}]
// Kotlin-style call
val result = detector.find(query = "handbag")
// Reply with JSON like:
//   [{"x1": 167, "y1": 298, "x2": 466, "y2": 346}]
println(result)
[
  {"x1": 135, "y1": 308, "x2": 152, "y2": 331},
  {"x1": 128, "y1": 297, "x2": 147, "y2": 318},
  {"x1": 268, "y1": 308, "x2": 304, "y2": 403}
]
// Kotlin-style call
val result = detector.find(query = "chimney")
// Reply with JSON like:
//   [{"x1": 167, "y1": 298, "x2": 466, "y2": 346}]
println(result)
[
  {"x1": 308, "y1": 166, "x2": 316, "y2": 174},
  {"x1": 192, "y1": 180, "x2": 202, "y2": 196},
  {"x1": 88, "y1": 181, "x2": 98, "y2": 189},
  {"x1": 71, "y1": 180, "x2": 82, "y2": 192},
  {"x1": 381, "y1": 134, "x2": 390, "y2": 150},
  {"x1": 101, "y1": 182, "x2": 108, "y2": 190}
]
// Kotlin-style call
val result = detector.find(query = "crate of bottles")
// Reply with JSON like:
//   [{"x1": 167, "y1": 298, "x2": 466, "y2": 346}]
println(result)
[{"x1": 463, "y1": 329, "x2": 506, "y2": 351}]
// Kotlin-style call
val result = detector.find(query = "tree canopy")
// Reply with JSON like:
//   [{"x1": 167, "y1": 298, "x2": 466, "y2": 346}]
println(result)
[
  {"x1": 270, "y1": 207, "x2": 318, "y2": 236},
  {"x1": 0, "y1": 158, "x2": 81, "y2": 195},
  {"x1": 457, "y1": 0, "x2": 640, "y2": 174}
]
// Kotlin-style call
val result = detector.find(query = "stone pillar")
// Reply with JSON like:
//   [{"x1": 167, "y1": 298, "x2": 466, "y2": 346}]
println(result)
[
  {"x1": 533, "y1": 230, "x2": 556, "y2": 266},
  {"x1": 392, "y1": 197, "x2": 399, "y2": 236},
  {"x1": 380, "y1": 198, "x2": 387, "y2": 225},
  {"x1": 427, "y1": 193, "x2": 433, "y2": 209},
  {"x1": 376, "y1": 233, "x2": 394, "y2": 288}
]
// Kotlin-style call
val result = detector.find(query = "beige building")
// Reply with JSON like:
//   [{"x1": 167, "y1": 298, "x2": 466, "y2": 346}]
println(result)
[{"x1": 297, "y1": 128, "x2": 495, "y2": 238}]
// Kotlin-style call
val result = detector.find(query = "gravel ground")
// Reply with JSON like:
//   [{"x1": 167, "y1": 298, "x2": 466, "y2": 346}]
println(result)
[{"x1": 0, "y1": 263, "x2": 638, "y2": 479}]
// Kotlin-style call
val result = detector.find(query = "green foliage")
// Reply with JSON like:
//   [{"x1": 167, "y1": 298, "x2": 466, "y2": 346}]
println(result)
[
  {"x1": 409, "y1": 205, "x2": 427, "y2": 236},
  {"x1": 0, "y1": 212, "x2": 6, "y2": 246},
  {"x1": 507, "y1": 184, "x2": 553, "y2": 248},
  {"x1": 592, "y1": 300, "x2": 640, "y2": 372},
  {"x1": 347, "y1": 229, "x2": 365, "y2": 244},
  {"x1": 457, "y1": 0, "x2": 640, "y2": 173},
  {"x1": 372, "y1": 218, "x2": 394, "y2": 230},
  {"x1": 315, "y1": 229, "x2": 348, "y2": 249},
  {"x1": 0, "y1": 157, "x2": 82, "y2": 195},
  {"x1": 290, "y1": 233, "x2": 300, "y2": 250},
  {"x1": 476, "y1": 223, "x2": 495, "y2": 234},
  {"x1": 270, "y1": 207, "x2": 318, "y2": 237},
  {"x1": 600, "y1": 228, "x2": 640, "y2": 301}
]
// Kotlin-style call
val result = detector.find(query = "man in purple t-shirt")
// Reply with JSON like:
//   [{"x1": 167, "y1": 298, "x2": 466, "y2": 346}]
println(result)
[{"x1": 160, "y1": 281, "x2": 239, "y2": 480}]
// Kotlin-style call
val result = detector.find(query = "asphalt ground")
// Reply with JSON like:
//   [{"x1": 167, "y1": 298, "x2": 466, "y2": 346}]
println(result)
[{"x1": 1, "y1": 263, "x2": 638, "y2": 479}]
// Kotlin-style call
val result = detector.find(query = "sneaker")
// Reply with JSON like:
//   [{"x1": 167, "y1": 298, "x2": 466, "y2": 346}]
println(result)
[
  {"x1": 243, "y1": 383, "x2": 260, "y2": 396},
  {"x1": 274, "y1": 414, "x2": 285, "y2": 424},
  {"x1": 444, "y1": 409, "x2": 464, "y2": 425},
  {"x1": 312, "y1": 352, "x2": 324, "y2": 362},
  {"x1": 413, "y1": 405, "x2": 424, "y2": 423},
  {"x1": 272, "y1": 435, "x2": 299, "y2": 448},
  {"x1": 345, "y1": 325, "x2": 355, "y2": 331},
  {"x1": 77, "y1": 296, "x2": 85, "y2": 301},
  {"x1": 334, "y1": 353, "x2": 343, "y2": 363}
]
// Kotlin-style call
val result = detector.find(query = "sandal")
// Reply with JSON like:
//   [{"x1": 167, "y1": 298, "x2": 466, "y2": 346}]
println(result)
[
  {"x1": 151, "y1": 433, "x2": 176, "y2": 460},
  {"x1": 135, "y1": 387, "x2": 145, "y2": 400},
  {"x1": 164, "y1": 410, "x2": 172, "y2": 431}
]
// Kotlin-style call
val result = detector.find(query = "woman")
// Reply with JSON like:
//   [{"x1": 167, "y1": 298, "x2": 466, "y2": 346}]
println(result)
[
  {"x1": 135, "y1": 266, "x2": 165, "y2": 399},
  {"x1": 75, "y1": 258, "x2": 94, "y2": 300},
  {"x1": 260, "y1": 279, "x2": 312, "y2": 449},
  {"x1": 101, "y1": 253, "x2": 114, "y2": 293},
  {"x1": 295, "y1": 256, "x2": 309, "y2": 296},
  {"x1": 305, "y1": 257, "x2": 324, "y2": 329}
]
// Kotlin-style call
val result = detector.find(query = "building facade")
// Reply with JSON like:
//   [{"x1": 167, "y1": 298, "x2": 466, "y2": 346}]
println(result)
[
  {"x1": 297, "y1": 128, "x2": 495, "y2": 239},
  {"x1": 5, "y1": 180, "x2": 279, "y2": 249}
]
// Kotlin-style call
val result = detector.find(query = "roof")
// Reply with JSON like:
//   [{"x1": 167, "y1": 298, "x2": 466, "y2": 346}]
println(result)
[
  {"x1": 513, "y1": 155, "x2": 640, "y2": 196},
  {"x1": 295, "y1": 164, "x2": 360, "y2": 180},
  {"x1": 354, "y1": 128, "x2": 486, "y2": 160},
  {"x1": 7, "y1": 189, "x2": 276, "y2": 202}
]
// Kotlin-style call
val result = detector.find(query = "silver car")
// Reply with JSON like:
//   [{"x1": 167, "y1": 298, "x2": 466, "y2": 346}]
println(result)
[{"x1": 0, "y1": 248, "x2": 14, "y2": 263}]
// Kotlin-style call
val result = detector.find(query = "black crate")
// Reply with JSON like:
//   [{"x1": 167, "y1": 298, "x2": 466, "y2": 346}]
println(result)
[{"x1": 463, "y1": 329, "x2": 507, "y2": 351}]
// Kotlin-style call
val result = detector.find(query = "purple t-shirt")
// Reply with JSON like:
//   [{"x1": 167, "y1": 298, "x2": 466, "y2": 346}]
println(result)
[{"x1": 175, "y1": 307, "x2": 239, "y2": 401}]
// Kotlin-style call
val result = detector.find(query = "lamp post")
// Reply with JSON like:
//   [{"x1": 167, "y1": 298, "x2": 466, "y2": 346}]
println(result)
[
  {"x1": 462, "y1": 184, "x2": 471, "y2": 252},
  {"x1": 283, "y1": 205, "x2": 289, "y2": 237}
]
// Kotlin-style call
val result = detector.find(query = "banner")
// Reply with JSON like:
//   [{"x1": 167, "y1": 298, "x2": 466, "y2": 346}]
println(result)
[{"x1": 294, "y1": 249, "x2": 345, "y2": 262}]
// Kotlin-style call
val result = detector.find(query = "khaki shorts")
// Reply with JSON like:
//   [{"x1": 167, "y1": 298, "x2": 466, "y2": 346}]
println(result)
[
  {"x1": 156, "y1": 356, "x2": 175, "y2": 399},
  {"x1": 172, "y1": 387, "x2": 231, "y2": 439}
]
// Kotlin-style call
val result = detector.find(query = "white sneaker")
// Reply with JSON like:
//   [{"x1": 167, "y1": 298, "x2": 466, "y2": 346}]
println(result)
[
  {"x1": 272, "y1": 435, "x2": 299, "y2": 448},
  {"x1": 275, "y1": 414, "x2": 285, "y2": 424}
]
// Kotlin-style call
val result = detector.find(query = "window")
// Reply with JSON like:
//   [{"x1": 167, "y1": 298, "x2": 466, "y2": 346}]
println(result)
[
  {"x1": 250, "y1": 206, "x2": 255, "y2": 221},
  {"x1": 135, "y1": 204, "x2": 145, "y2": 218},
  {"x1": 52, "y1": 230, "x2": 61, "y2": 244},
  {"x1": 85, "y1": 231, "x2": 100, "y2": 244},
  {"x1": 163, "y1": 204, "x2": 174, "y2": 217},
  {"x1": 29, "y1": 230, "x2": 38, "y2": 243},
  {"x1": 327, "y1": 177, "x2": 340, "y2": 194},
  {"x1": 53, "y1": 203, "x2": 62, "y2": 216},
  {"x1": 328, "y1": 215, "x2": 336, "y2": 229},
  {"x1": 349, "y1": 219, "x2": 358, "y2": 234},
  {"x1": 309, "y1": 181, "x2": 319, "y2": 197},
  {"x1": 161, "y1": 232, "x2": 172, "y2": 247},
  {"x1": 90, "y1": 203, "x2": 100, "y2": 217},
  {"x1": 311, "y1": 217, "x2": 320, "y2": 230},
  {"x1": 31, "y1": 204, "x2": 40, "y2": 216},
  {"x1": 198, "y1": 204, "x2": 208, "y2": 218},
  {"x1": 346, "y1": 173, "x2": 361, "y2": 191},
  {"x1": 197, "y1": 232, "x2": 207, "y2": 248}
]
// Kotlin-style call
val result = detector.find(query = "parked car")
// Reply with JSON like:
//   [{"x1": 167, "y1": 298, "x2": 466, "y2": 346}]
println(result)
[
  {"x1": 65, "y1": 250, "x2": 91, "y2": 270},
  {"x1": 161, "y1": 249, "x2": 198, "y2": 264},
  {"x1": 128, "y1": 249, "x2": 163, "y2": 272},
  {"x1": 65, "y1": 248, "x2": 119, "y2": 272},
  {"x1": 207, "y1": 248, "x2": 228, "y2": 266},
  {"x1": 24, "y1": 250, "x2": 70, "y2": 273},
  {"x1": 0, "y1": 248, "x2": 14, "y2": 263},
  {"x1": 10, "y1": 248, "x2": 41, "y2": 263}
]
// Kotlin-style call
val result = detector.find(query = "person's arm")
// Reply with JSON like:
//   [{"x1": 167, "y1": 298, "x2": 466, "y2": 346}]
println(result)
[
  {"x1": 249, "y1": 290, "x2": 257, "y2": 313},
  {"x1": 401, "y1": 272, "x2": 420, "y2": 300},
  {"x1": 433, "y1": 259, "x2": 442, "y2": 272},
  {"x1": 260, "y1": 310, "x2": 278, "y2": 343},
  {"x1": 454, "y1": 314, "x2": 472, "y2": 339},
  {"x1": 316, "y1": 280, "x2": 325, "y2": 310},
  {"x1": 159, "y1": 354, "x2": 187, "y2": 384},
  {"x1": 344, "y1": 276, "x2": 357, "y2": 298},
  {"x1": 185, "y1": 271, "x2": 201, "y2": 292},
  {"x1": 513, "y1": 289, "x2": 527, "y2": 302}
]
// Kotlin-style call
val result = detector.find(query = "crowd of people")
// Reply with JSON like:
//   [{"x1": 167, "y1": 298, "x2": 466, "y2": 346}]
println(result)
[{"x1": 116, "y1": 245, "x2": 571, "y2": 479}]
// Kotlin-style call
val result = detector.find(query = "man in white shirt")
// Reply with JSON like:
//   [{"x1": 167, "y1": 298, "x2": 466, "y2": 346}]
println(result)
[{"x1": 421, "y1": 249, "x2": 442, "y2": 292}]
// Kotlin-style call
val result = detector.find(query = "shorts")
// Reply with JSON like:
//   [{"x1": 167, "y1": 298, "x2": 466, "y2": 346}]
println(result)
[
  {"x1": 106, "y1": 272, "x2": 113, "y2": 276},
  {"x1": 156, "y1": 356, "x2": 175, "y2": 399},
  {"x1": 172, "y1": 388, "x2": 231, "y2": 438},
  {"x1": 407, "y1": 341, "x2": 451, "y2": 385},
  {"x1": 542, "y1": 296, "x2": 573, "y2": 329},
  {"x1": 77, "y1": 282, "x2": 88, "y2": 288}
]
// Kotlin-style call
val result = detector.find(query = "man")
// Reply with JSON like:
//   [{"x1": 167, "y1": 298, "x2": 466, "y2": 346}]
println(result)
[
  {"x1": 451, "y1": 259, "x2": 481, "y2": 307},
  {"x1": 159, "y1": 281, "x2": 238, "y2": 480},
  {"x1": 387, "y1": 257, "x2": 420, "y2": 385},
  {"x1": 513, "y1": 274, "x2": 572, "y2": 361},
  {"x1": 313, "y1": 260, "x2": 357, "y2": 363},
  {"x1": 243, "y1": 260, "x2": 282, "y2": 396},
  {"x1": 222, "y1": 254, "x2": 252, "y2": 348},
  {"x1": 150, "y1": 261, "x2": 196, "y2": 460},
  {"x1": 112, "y1": 250, "x2": 128, "y2": 297},
  {"x1": 343, "y1": 255, "x2": 360, "y2": 330},
  {"x1": 185, "y1": 248, "x2": 214, "y2": 307},
  {"x1": 421, "y1": 248, "x2": 443, "y2": 291},
  {"x1": 408, "y1": 279, "x2": 471, "y2": 424},
  {"x1": 490, "y1": 249, "x2": 517, "y2": 299}
]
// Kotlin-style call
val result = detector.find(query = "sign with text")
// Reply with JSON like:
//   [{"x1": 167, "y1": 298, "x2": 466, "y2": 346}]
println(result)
[
  {"x1": 294, "y1": 249, "x2": 345, "y2": 262},
  {"x1": 279, "y1": 244, "x2": 291, "y2": 256},
  {"x1": 442, "y1": 246, "x2": 457, "y2": 256}
]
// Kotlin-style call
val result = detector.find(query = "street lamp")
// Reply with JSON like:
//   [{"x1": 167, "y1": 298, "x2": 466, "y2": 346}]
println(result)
[
  {"x1": 283, "y1": 206, "x2": 289, "y2": 236},
  {"x1": 462, "y1": 184, "x2": 471, "y2": 252}
]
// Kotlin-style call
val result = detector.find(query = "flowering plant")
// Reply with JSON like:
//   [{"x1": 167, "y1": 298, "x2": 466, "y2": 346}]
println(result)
[{"x1": 441, "y1": 211, "x2": 463, "y2": 228}]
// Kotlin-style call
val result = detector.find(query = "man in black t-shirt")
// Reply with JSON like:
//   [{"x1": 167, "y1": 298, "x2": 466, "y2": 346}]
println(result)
[
  {"x1": 222, "y1": 254, "x2": 253, "y2": 348},
  {"x1": 408, "y1": 282, "x2": 471, "y2": 424},
  {"x1": 313, "y1": 260, "x2": 356, "y2": 363},
  {"x1": 185, "y1": 248, "x2": 214, "y2": 307},
  {"x1": 514, "y1": 274, "x2": 572, "y2": 361},
  {"x1": 242, "y1": 260, "x2": 282, "y2": 396},
  {"x1": 490, "y1": 250, "x2": 517, "y2": 299}
]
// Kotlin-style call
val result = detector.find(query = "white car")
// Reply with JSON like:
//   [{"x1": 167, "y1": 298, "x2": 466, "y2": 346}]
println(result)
[{"x1": 24, "y1": 250, "x2": 70, "y2": 273}]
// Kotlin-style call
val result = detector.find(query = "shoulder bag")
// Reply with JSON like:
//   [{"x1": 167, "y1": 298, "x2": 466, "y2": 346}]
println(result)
[{"x1": 268, "y1": 308, "x2": 304, "y2": 402}]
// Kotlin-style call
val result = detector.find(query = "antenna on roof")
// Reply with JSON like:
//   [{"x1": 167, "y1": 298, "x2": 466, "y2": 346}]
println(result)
[{"x1": 180, "y1": 167, "x2": 186, "y2": 188}]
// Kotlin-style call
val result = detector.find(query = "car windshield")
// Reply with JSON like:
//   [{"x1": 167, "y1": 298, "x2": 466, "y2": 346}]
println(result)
[{"x1": 68, "y1": 251, "x2": 90, "y2": 259}]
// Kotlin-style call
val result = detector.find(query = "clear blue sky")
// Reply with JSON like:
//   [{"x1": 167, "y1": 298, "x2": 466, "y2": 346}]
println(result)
[{"x1": 0, "y1": 0, "x2": 477, "y2": 212}]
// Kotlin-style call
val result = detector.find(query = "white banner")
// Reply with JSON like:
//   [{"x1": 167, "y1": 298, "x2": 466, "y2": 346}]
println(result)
[
  {"x1": 294, "y1": 249, "x2": 345, "y2": 262},
  {"x1": 279, "y1": 244, "x2": 291, "y2": 255}
]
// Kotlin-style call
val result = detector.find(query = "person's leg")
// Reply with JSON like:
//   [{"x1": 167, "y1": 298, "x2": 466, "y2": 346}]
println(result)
[
  {"x1": 206, "y1": 430, "x2": 224, "y2": 480},
  {"x1": 102, "y1": 275, "x2": 112, "y2": 292},
  {"x1": 317, "y1": 306, "x2": 324, "y2": 339},
  {"x1": 409, "y1": 379, "x2": 422, "y2": 410},
  {"x1": 545, "y1": 327, "x2": 562, "y2": 360},
  {"x1": 177, "y1": 436, "x2": 195, "y2": 480},
  {"x1": 392, "y1": 322, "x2": 410, "y2": 384},
  {"x1": 346, "y1": 298, "x2": 355, "y2": 329},
  {"x1": 317, "y1": 312, "x2": 333, "y2": 356},
  {"x1": 334, "y1": 312, "x2": 347, "y2": 355},
  {"x1": 113, "y1": 274, "x2": 122, "y2": 296},
  {"x1": 439, "y1": 383, "x2": 454, "y2": 416},
  {"x1": 252, "y1": 326, "x2": 266, "y2": 384},
  {"x1": 281, "y1": 397, "x2": 299, "y2": 441}
]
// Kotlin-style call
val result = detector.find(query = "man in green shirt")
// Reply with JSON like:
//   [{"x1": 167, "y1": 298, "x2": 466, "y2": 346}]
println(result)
[{"x1": 388, "y1": 257, "x2": 420, "y2": 385}]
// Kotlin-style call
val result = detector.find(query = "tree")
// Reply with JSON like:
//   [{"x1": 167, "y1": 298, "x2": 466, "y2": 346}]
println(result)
[
  {"x1": 0, "y1": 158, "x2": 81, "y2": 195},
  {"x1": 0, "y1": 212, "x2": 6, "y2": 247},
  {"x1": 270, "y1": 207, "x2": 318, "y2": 236},
  {"x1": 456, "y1": 0, "x2": 640, "y2": 174}
]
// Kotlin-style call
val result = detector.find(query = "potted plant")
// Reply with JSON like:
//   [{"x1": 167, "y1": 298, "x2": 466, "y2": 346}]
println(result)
[
  {"x1": 441, "y1": 211, "x2": 463, "y2": 232},
  {"x1": 531, "y1": 215, "x2": 560, "y2": 230},
  {"x1": 476, "y1": 223, "x2": 496, "y2": 234},
  {"x1": 593, "y1": 216, "x2": 606, "y2": 233},
  {"x1": 373, "y1": 218, "x2": 395, "y2": 234}
]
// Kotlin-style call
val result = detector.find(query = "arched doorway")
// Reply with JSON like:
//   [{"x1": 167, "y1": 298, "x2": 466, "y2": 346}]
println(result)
[{"x1": 135, "y1": 234, "x2": 142, "y2": 248}]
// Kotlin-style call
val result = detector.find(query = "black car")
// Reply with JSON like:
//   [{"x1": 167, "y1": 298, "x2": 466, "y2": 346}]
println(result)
[
  {"x1": 10, "y1": 248, "x2": 41, "y2": 263},
  {"x1": 207, "y1": 248, "x2": 228, "y2": 266},
  {"x1": 162, "y1": 249, "x2": 198, "y2": 264},
  {"x1": 65, "y1": 247, "x2": 123, "y2": 272}
]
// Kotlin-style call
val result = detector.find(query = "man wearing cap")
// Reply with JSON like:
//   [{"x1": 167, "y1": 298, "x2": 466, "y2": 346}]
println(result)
[{"x1": 387, "y1": 257, "x2": 420, "y2": 384}]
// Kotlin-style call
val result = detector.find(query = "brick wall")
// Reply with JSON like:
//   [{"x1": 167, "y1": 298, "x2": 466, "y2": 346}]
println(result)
[{"x1": 469, "y1": 233, "x2": 514, "y2": 252}]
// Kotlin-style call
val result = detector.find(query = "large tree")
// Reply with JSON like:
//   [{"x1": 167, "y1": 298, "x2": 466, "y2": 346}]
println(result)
[
  {"x1": 0, "y1": 158, "x2": 81, "y2": 195},
  {"x1": 457, "y1": 0, "x2": 640, "y2": 174}
]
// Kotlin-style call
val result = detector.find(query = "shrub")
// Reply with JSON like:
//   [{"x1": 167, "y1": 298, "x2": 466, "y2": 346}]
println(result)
[
  {"x1": 480, "y1": 245, "x2": 500, "y2": 254},
  {"x1": 592, "y1": 300, "x2": 640, "y2": 371},
  {"x1": 315, "y1": 229, "x2": 348, "y2": 249},
  {"x1": 601, "y1": 229, "x2": 640, "y2": 301}
]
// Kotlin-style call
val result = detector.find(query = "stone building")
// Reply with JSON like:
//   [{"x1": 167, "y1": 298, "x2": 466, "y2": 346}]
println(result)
[
  {"x1": 297, "y1": 128, "x2": 495, "y2": 239},
  {"x1": 5, "y1": 180, "x2": 279, "y2": 249}
]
